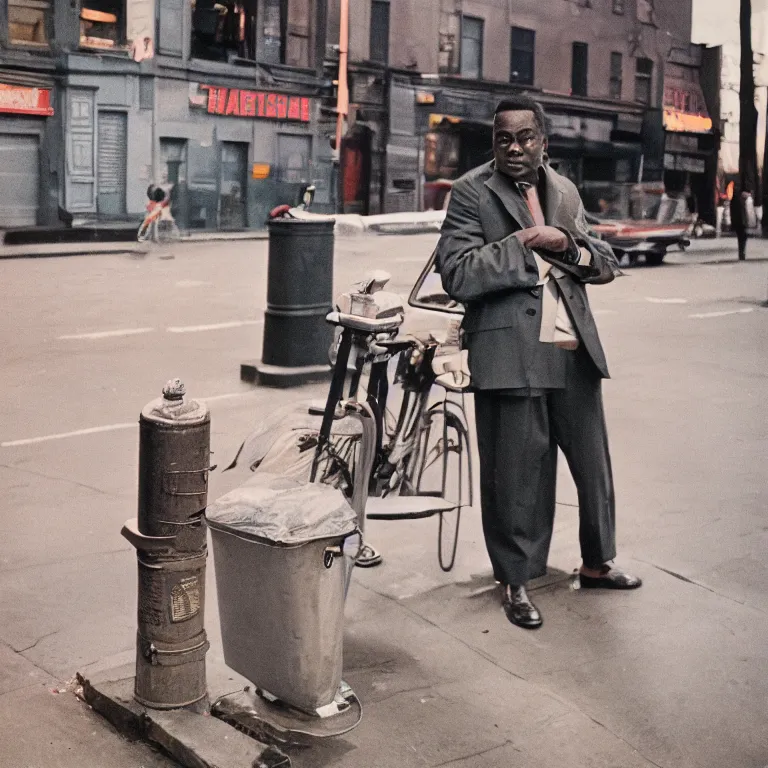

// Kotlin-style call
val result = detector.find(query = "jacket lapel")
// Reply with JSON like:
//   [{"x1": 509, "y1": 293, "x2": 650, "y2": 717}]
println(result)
[
  {"x1": 542, "y1": 165, "x2": 565, "y2": 226},
  {"x1": 484, "y1": 168, "x2": 534, "y2": 229}
]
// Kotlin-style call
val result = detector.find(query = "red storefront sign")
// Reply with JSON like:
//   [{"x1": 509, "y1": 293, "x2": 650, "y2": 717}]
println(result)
[
  {"x1": 0, "y1": 83, "x2": 54, "y2": 116},
  {"x1": 192, "y1": 84, "x2": 310, "y2": 122},
  {"x1": 662, "y1": 77, "x2": 712, "y2": 134}
]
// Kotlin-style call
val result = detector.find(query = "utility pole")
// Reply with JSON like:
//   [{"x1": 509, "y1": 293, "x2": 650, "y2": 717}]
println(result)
[{"x1": 739, "y1": 0, "x2": 758, "y2": 197}]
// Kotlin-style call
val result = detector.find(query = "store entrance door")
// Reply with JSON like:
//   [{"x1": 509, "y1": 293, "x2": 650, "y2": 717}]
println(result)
[
  {"x1": 160, "y1": 138, "x2": 189, "y2": 230},
  {"x1": 340, "y1": 128, "x2": 371, "y2": 215},
  {"x1": 0, "y1": 133, "x2": 40, "y2": 226},
  {"x1": 219, "y1": 142, "x2": 248, "y2": 229},
  {"x1": 97, "y1": 111, "x2": 128, "y2": 215}
]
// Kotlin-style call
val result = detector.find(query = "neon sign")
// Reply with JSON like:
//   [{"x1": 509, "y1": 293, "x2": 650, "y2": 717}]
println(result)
[{"x1": 192, "y1": 84, "x2": 310, "y2": 122}]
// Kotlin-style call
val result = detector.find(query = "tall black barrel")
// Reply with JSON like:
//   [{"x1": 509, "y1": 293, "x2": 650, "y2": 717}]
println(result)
[{"x1": 243, "y1": 217, "x2": 335, "y2": 387}]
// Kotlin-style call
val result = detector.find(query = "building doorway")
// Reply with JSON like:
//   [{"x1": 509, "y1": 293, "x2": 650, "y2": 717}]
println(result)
[
  {"x1": 160, "y1": 138, "x2": 189, "y2": 230},
  {"x1": 219, "y1": 141, "x2": 248, "y2": 229},
  {"x1": 340, "y1": 127, "x2": 372, "y2": 214},
  {"x1": 0, "y1": 133, "x2": 40, "y2": 226},
  {"x1": 97, "y1": 111, "x2": 127, "y2": 215}
]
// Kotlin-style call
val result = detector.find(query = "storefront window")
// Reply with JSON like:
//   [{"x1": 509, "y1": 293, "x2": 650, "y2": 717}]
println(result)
[
  {"x1": 8, "y1": 0, "x2": 49, "y2": 46},
  {"x1": 80, "y1": 1, "x2": 125, "y2": 49}
]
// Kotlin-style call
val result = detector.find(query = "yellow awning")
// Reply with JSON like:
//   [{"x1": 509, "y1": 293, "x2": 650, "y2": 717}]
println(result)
[{"x1": 663, "y1": 109, "x2": 712, "y2": 134}]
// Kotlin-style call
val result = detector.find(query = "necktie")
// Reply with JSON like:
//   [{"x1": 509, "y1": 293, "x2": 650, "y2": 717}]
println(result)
[{"x1": 516, "y1": 183, "x2": 580, "y2": 350}]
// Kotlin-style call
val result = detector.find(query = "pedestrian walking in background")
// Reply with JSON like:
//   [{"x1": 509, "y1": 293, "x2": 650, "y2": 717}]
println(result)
[
  {"x1": 730, "y1": 185, "x2": 750, "y2": 260},
  {"x1": 435, "y1": 95, "x2": 642, "y2": 630}
]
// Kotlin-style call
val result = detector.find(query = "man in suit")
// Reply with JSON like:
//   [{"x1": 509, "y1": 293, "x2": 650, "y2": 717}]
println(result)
[
  {"x1": 729, "y1": 184, "x2": 750, "y2": 261},
  {"x1": 435, "y1": 95, "x2": 641, "y2": 629}
]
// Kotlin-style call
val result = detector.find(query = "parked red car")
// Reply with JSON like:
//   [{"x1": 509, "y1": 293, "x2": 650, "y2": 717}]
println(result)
[{"x1": 584, "y1": 213, "x2": 691, "y2": 266}]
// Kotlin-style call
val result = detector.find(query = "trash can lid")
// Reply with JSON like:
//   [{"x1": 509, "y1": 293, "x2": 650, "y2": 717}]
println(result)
[{"x1": 206, "y1": 473, "x2": 358, "y2": 545}]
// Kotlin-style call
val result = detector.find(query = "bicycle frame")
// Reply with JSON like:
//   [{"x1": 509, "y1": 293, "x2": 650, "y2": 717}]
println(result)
[{"x1": 314, "y1": 294, "x2": 473, "y2": 571}]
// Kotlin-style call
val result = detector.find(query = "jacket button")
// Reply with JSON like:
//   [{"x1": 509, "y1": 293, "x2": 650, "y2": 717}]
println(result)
[{"x1": 526, "y1": 308, "x2": 537, "y2": 316}]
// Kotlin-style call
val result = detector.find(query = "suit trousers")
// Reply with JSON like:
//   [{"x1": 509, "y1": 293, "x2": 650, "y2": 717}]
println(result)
[{"x1": 473, "y1": 349, "x2": 617, "y2": 587}]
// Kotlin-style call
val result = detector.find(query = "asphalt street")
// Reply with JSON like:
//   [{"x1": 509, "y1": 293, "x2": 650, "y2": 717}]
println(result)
[{"x1": 0, "y1": 235, "x2": 767, "y2": 768}]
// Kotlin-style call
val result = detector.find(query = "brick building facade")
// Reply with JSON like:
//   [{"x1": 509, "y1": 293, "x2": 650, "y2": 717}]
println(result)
[{"x1": 0, "y1": 0, "x2": 715, "y2": 229}]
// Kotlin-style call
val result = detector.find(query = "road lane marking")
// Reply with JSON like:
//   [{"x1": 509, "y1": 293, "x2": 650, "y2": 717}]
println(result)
[
  {"x1": 198, "y1": 392, "x2": 253, "y2": 403},
  {"x1": 689, "y1": 308, "x2": 755, "y2": 319},
  {"x1": 593, "y1": 309, "x2": 618, "y2": 315},
  {"x1": 645, "y1": 297, "x2": 688, "y2": 304},
  {"x1": 58, "y1": 328, "x2": 154, "y2": 340},
  {"x1": 1, "y1": 423, "x2": 137, "y2": 447},
  {"x1": 1, "y1": 392, "x2": 254, "y2": 447},
  {"x1": 167, "y1": 320, "x2": 263, "y2": 333}
]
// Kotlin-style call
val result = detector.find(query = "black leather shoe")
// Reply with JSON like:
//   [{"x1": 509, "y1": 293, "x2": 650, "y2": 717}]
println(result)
[
  {"x1": 579, "y1": 565, "x2": 642, "y2": 590},
  {"x1": 503, "y1": 585, "x2": 543, "y2": 629}
]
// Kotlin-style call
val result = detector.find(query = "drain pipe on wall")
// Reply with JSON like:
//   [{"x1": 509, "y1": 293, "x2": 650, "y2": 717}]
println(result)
[{"x1": 335, "y1": 0, "x2": 349, "y2": 159}]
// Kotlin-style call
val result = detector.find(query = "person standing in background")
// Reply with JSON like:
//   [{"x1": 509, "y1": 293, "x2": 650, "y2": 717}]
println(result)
[{"x1": 730, "y1": 185, "x2": 749, "y2": 261}]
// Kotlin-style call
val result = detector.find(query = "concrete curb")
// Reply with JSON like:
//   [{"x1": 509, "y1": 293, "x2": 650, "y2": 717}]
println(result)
[
  {"x1": 0, "y1": 242, "x2": 149, "y2": 259},
  {"x1": 0, "y1": 216, "x2": 443, "y2": 258},
  {"x1": 78, "y1": 674, "x2": 290, "y2": 768}
]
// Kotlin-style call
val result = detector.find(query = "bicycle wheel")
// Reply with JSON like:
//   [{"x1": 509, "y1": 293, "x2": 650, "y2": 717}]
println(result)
[{"x1": 415, "y1": 403, "x2": 472, "y2": 571}]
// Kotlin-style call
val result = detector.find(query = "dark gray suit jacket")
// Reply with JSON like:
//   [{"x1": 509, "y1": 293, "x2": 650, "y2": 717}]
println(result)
[{"x1": 435, "y1": 161, "x2": 618, "y2": 391}]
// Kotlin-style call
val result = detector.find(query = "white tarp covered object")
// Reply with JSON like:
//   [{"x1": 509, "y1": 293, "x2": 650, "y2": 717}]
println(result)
[{"x1": 206, "y1": 472, "x2": 357, "y2": 545}]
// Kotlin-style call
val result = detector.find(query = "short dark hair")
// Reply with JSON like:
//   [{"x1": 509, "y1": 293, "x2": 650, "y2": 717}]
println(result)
[{"x1": 494, "y1": 96, "x2": 547, "y2": 135}]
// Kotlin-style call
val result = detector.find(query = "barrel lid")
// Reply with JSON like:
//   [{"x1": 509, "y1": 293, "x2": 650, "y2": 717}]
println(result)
[
  {"x1": 141, "y1": 379, "x2": 209, "y2": 425},
  {"x1": 267, "y1": 215, "x2": 336, "y2": 229}
]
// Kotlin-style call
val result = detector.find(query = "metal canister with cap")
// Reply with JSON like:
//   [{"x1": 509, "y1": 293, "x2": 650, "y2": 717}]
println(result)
[{"x1": 122, "y1": 379, "x2": 211, "y2": 709}]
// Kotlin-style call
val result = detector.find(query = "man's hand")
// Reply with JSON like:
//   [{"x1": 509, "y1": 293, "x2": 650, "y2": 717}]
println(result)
[{"x1": 514, "y1": 225, "x2": 569, "y2": 252}]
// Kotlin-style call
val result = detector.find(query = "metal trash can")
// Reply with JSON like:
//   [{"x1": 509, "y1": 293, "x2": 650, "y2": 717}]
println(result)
[
  {"x1": 243, "y1": 217, "x2": 336, "y2": 387},
  {"x1": 206, "y1": 473, "x2": 359, "y2": 715}
]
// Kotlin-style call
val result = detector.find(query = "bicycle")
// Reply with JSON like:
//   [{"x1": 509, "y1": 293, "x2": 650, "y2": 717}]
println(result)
[{"x1": 311, "y1": 273, "x2": 473, "y2": 572}]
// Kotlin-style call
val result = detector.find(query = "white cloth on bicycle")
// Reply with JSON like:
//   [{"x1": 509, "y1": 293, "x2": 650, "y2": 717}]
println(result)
[
  {"x1": 432, "y1": 350, "x2": 471, "y2": 390},
  {"x1": 236, "y1": 400, "x2": 361, "y2": 472}
]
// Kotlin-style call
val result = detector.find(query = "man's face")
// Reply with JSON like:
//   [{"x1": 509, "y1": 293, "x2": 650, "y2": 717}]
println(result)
[{"x1": 492, "y1": 109, "x2": 546, "y2": 183}]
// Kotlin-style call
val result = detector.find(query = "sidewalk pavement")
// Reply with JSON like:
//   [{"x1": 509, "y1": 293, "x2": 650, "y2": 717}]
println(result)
[
  {"x1": 73, "y1": 497, "x2": 768, "y2": 768},
  {"x1": 2, "y1": 284, "x2": 766, "y2": 768}
]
